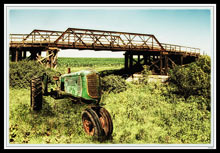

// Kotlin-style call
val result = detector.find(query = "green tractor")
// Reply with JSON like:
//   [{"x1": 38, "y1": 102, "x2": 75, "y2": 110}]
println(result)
[{"x1": 30, "y1": 68, "x2": 113, "y2": 140}]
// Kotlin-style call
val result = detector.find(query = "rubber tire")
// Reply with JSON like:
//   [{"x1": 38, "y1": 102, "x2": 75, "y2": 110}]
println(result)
[
  {"x1": 82, "y1": 108, "x2": 104, "y2": 140},
  {"x1": 30, "y1": 77, "x2": 42, "y2": 111},
  {"x1": 98, "y1": 107, "x2": 113, "y2": 138}
]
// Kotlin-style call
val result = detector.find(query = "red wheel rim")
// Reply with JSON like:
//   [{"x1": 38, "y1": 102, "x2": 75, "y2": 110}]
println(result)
[
  {"x1": 99, "y1": 116, "x2": 108, "y2": 135},
  {"x1": 83, "y1": 119, "x2": 95, "y2": 136}
]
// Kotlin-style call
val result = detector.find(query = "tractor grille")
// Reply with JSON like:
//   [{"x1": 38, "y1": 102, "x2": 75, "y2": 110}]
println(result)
[{"x1": 87, "y1": 73, "x2": 99, "y2": 98}]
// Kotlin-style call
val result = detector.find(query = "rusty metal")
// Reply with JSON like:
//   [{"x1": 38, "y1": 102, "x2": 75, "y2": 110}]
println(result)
[
  {"x1": 83, "y1": 119, "x2": 95, "y2": 136},
  {"x1": 82, "y1": 106, "x2": 113, "y2": 139},
  {"x1": 98, "y1": 107, "x2": 113, "y2": 138},
  {"x1": 9, "y1": 28, "x2": 200, "y2": 56},
  {"x1": 82, "y1": 108, "x2": 104, "y2": 138},
  {"x1": 67, "y1": 68, "x2": 71, "y2": 74},
  {"x1": 86, "y1": 73, "x2": 99, "y2": 99},
  {"x1": 10, "y1": 28, "x2": 201, "y2": 75}
]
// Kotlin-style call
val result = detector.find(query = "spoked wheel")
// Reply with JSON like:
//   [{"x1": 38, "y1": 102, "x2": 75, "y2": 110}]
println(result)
[
  {"x1": 82, "y1": 108, "x2": 104, "y2": 139},
  {"x1": 82, "y1": 107, "x2": 113, "y2": 140},
  {"x1": 96, "y1": 107, "x2": 113, "y2": 139}
]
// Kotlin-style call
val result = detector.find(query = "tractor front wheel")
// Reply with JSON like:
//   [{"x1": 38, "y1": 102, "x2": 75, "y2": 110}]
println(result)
[
  {"x1": 82, "y1": 107, "x2": 113, "y2": 140},
  {"x1": 82, "y1": 108, "x2": 104, "y2": 139},
  {"x1": 98, "y1": 107, "x2": 113, "y2": 139}
]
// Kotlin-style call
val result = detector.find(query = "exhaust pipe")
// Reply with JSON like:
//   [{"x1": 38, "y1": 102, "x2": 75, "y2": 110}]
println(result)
[{"x1": 67, "y1": 68, "x2": 71, "y2": 74}]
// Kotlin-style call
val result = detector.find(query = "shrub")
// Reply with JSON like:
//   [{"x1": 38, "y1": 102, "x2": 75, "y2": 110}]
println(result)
[
  {"x1": 168, "y1": 55, "x2": 211, "y2": 109},
  {"x1": 9, "y1": 60, "x2": 56, "y2": 89},
  {"x1": 101, "y1": 75, "x2": 127, "y2": 94},
  {"x1": 138, "y1": 65, "x2": 152, "y2": 85}
]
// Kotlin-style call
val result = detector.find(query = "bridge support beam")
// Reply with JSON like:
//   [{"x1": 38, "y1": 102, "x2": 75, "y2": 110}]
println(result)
[
  {"x1": 129, "y1": 53, "x2": 133, "y2": 70},
  {"x1": 23, "y1": 51, "x2": 27, "y2": 59},
  {"x1": 30, "y1": 51, "x2": 37, "y2": 60},
  {"x1": 46, "y1": 50, "x2": 51, "y2": 68},
  {"x1": 15, "y1": 50, "x2": 19, "y2": 62},
  {"x1": 15, "y1": 48, "x2": 22, "y2": 62},
  {"x1": 143, "y1": 54, "x2": 147, "y2": 65},
  {"x1": 160, "y1": 53, "x2": 163, "y2": 75},
  {"x1": 137, "y1": 55, "x2": 140, "y2": 65},
  {"x1": 124, "y1": 53, "x2": 128, "y2": 70},
  {"x1": 10, "y1": 48, "x2": 16, "y2": 62},
  {"x1": 44, "y1": 49, "x2": 59, "y2": 69},
  {"x1": 38, "y1": 51, "x2": 42, "y2": 57},
  {"x1": 180, "y1": 55, "x2": 183, "y2": 65},
  {"x1": 164, "y1": 55, "x2": 168, "y2": 75},
  {"x1": 124, "y1": 51, "x2": 172, "y2": 75},
  {"x1": 10, "y1": 48, "x2": 27, "y2": 61}
]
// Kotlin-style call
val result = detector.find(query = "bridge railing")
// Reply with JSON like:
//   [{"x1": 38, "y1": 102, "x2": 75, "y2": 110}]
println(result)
[
  {"x1": 10, "y1": 30, "x2": 63, "y2": 45},
  {"x1": 10, "y1": 34, "x2": 29, "y2": 44},
  {"x1": 10, "y1": 33, "x2": 59, "y2": 45},
  {"x1": 161, "y1": 43, "x2": 200, "y2": 55},
  {"x1": 9, "y1": 28, "x2": 200, "y2": 55}
]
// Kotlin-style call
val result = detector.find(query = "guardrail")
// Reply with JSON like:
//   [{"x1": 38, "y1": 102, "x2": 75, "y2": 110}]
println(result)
[{"x1": 161, "y1": 43, "x2": 200, "y2": 55}]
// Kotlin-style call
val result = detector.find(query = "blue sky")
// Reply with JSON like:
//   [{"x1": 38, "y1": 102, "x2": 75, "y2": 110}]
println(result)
[{"x1": 8, "y1": 8, "x2": 212, "y2": 57}]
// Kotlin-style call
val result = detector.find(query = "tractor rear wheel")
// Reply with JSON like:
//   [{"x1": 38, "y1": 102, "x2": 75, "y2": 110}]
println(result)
[
  {"x1": 82, "y1": 108, "x2": 104, "y2": 139},
  {"x1": 30, "y1": 76, "x2": 43, "y2": 111}
]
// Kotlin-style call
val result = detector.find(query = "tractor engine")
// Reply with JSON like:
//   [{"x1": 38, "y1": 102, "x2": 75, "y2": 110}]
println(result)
[{"x1": 60, "y1": 69, "x2": 101, "y2": 103}]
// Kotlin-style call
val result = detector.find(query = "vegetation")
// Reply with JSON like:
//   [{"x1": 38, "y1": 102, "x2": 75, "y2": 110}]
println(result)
[
  {"x1": 9, "y1": 60, "x2": 56, "y2": 89},
  {"x1": 168, "y1": 55, "x2": 211, "y2": 110},
  {"x1": 101, "y1": 75, "x2": 127, "y2": 94},
  {"x1": 57, "y1": 57, "x2": 124, "y2": 67},
  {"x1": 9, "y1": 56, "x2": 211, "y2": 144}
]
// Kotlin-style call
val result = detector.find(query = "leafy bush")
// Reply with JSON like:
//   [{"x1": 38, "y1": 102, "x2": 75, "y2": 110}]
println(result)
[
  {"x1": 10, "y1": 60, "x2": 56, "y2": 89},
  {"x1": 195, "y1": 55, "x2": 211, "y2": 74},
  {"x1": 168, "y1": 55, "x2": 211, "y2": 109},
  {"x1": 101, "y1": 75, "x2": 127, "y2": 94},
  {"x1": 138, "y1": 65, "x2": 152, "y2": 85}
]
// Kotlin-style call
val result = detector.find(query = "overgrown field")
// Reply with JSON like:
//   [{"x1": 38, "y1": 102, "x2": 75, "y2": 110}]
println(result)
[
  {"x1": 9, "y1": 56, "x2": 211, "y2": 144},
  {"x1": 56, "y1": 57, "x2": 124, "y2": 74}
]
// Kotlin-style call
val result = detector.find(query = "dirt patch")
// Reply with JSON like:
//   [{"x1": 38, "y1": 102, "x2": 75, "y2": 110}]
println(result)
[{"x1": 126, "y1": 74, "x2": 169, "y2": 83}]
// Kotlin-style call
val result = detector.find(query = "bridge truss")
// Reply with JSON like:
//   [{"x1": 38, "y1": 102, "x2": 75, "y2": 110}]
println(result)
[{"x1": 9, "y1": 28, "x2": 201, "y2": 74}]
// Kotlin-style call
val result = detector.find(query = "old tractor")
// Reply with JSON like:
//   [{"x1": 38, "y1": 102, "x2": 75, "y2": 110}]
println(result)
[{"x1": 30, "y1": 68, "x2": 113, "y2": 140}]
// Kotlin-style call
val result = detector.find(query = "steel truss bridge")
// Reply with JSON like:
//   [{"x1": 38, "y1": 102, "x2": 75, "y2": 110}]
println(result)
[{"x1": 9, "y1": 28, "x2": 200, "y2": 74}]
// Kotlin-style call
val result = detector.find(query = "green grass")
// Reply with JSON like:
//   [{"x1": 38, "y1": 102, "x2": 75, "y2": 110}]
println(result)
[
  {"x1": 9, "y1": 57, "x2": 211, "y2": 144},
  {"x1": 9, "y1": 88, "x2": 103, "y2": 144},
  {"x1": 102, "y1": 83, "x2": 210, "y2": 144},
  {"x1": 56, "y1": 57, "x2": 124, "y2": 74},
  {"x1": 57, "y1": 57, "x2": 124, "y2": 67}
]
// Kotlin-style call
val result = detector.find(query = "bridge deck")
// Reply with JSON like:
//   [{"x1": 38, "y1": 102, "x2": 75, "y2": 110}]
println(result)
[{"x1": 9, "y1": 28, "x2": 200, "y2": 57}]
